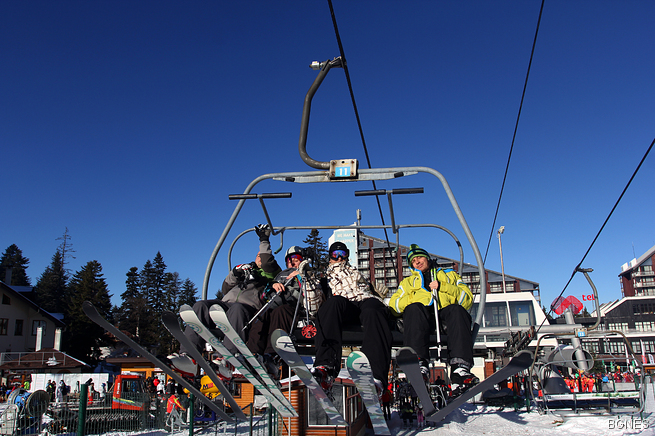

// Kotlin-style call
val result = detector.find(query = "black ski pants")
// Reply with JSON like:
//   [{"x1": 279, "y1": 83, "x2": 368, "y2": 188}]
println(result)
[
  {"x1": 402, "y1": 302, "x2": 473, "y2": 366},
  {"x1": 247, "y1": 303, "x2": 297, "y2": 355},
  {"x1": 314, "y1": 295, "x2": 392, "y2": 384}
]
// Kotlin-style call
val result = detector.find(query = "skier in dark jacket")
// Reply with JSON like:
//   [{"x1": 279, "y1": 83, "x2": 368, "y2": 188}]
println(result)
[
  {"x1": 247, "y1": 245, "x2": 324, "y2": 377},
  {"x1": 169, "y1": 224, "x2": 281, "y2": 375}
]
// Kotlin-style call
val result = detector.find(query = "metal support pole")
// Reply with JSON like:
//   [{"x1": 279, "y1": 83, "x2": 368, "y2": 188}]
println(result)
[
  {"x1": 498, "y1": 226, "x2": 507, "y2": 293},
  {"x1": 564, "y1": 309, "x2": 590, "y2": 371},
  {"x1": 188, "y1": 393, "x2": 194, "y2": 436},
  {"x1": 77, "y1": 383, "x2": 89, "y2": 436}
]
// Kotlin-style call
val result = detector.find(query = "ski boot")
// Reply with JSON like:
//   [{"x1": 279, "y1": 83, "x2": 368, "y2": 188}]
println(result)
[
  {"x1": 167, "y1": 352, "x2": 198, "y2": 378},
  {"x1": 449, "y1": 364, "x2": 479, "y2": 398},
  {"x1": 310, "y1": 365, "x2": 336, "y2": 399}
]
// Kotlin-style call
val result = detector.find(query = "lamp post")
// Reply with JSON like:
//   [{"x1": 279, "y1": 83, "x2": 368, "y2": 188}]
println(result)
[{"x1": 497, "y1": 226, "x2": 507, "y2": 293}]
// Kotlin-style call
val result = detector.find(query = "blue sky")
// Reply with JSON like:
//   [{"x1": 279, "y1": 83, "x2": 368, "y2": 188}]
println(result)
[{"x1": 1, "y1": 1, "x2": 653, "y2": 312}]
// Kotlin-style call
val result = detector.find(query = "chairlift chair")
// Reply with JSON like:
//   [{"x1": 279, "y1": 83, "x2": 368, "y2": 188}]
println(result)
[{"x1": 200, "y1": 56, "x2": 488, "y2": 364}]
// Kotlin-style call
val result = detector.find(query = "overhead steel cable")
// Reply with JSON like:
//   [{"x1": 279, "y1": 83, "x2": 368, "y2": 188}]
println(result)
[
  {"x1": 327, "y1": 0, "x2": 399, "y2": 284},
  {"x1": 483, "y1": 0, "x2": 545, "y2": 264},
  {"x1": 535, "y1": 136, "x2": 655, "y2": 332}
]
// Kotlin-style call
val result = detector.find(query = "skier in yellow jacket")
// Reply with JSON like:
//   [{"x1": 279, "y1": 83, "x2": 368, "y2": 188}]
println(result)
[{"x1": 389, "y1": 244, "x2": 478, "y2": 394}]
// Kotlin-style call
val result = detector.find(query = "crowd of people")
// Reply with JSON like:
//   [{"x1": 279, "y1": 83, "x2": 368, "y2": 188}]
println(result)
[{"x1": 563, "y1": 370, "x2": 638, "y2": 393}]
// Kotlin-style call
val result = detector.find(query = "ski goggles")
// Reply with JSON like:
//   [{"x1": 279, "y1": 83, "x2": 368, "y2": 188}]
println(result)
[
  {"x1": 287, "y1": 254, "x2": 303, "y2": 262},
  {"x1": 330, "y1": 249, "x2": 347, "y2": 260}
]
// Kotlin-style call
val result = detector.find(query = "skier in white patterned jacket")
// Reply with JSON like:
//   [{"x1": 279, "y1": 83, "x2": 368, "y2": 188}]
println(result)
[{"x1": 311, "y1": 242, "x2": 392, "y2": 395}]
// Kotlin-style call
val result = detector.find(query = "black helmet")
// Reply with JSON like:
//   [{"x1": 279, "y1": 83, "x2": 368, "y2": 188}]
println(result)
[{"x1": 329, "y1": 242, "x2": 349, "y2": 260}]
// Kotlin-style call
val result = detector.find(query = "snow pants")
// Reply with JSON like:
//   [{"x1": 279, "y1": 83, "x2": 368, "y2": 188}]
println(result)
[
  {"x1": 314, "y1": 295, "x2": 392, "y2": 384},
  {"x1": 247, "y1": 303, "x2": 297, "y2": 355},
  {"x1": 181, "y1": 299, "x2": 256, "y2": 356},
  {"x1": 402, "y1": 302, "x2": 473, "y2": 367}
]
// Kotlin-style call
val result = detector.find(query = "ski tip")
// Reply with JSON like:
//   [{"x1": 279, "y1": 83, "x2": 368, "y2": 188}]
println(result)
[
  {"x1": 270, "y1": 329, "x2": 288, "y2": 344},
  {"x1": 82, "y1": 301, "x2": 97, "y2": 316}
]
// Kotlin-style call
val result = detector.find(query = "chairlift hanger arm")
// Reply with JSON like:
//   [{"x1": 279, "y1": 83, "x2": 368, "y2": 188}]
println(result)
[
  {"x1": 575, "y1": 267, "x2": 601, "y2": 331},
  {"x1": 299, "y1": 57, "x2": 344, "y2": 170}
]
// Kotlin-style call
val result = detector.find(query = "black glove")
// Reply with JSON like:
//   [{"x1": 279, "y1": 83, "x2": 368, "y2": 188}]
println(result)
[
  {"x1": 232, "y1": 266, "x2": 245, "y2": 281},
  {"x1": 233, "y1": 263, "x2": 254, "y2": 282},
  {"x1": 254, "y1": 223, "x2": 271, "y2": 241}
]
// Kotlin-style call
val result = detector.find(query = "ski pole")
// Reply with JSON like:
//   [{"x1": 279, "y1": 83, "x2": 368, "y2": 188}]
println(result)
[
  {"x1": 433, "y1": 289, "x2": 442, "y2": 359},
  {"x1": 242, "y1": 276, "x2": 295, "y2": 332},
  {"x1": 289, "y1": 261, "x2": 308, "y2": 335}
]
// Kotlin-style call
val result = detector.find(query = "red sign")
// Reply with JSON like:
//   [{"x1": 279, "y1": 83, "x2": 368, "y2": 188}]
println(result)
[{"x1": 551, "y1": 295, "x2": 583, "y2": 315}]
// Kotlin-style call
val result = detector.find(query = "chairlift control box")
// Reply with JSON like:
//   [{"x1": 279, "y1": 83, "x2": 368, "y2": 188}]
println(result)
[{"x1": 330, "y1": 159, "x2": 358, "y2": 179}]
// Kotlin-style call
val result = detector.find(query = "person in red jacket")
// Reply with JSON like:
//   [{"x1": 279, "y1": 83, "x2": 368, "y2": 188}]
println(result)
[{"x1": 167, "y1": 394, "x2": 185, "y2": 414}]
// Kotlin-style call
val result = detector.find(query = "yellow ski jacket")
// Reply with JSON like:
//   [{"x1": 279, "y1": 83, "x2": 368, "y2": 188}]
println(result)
[{"x1": 389, "y1": 266, "x2": 473, "y2": 316}]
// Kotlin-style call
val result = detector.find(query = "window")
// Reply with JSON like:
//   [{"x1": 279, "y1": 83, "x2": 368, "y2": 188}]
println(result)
[
  {"x1": 0, "y1": 319, "x2": 7, "y2": 335},
  {"x1": 582, "y1": 339, "x2": 599, "y2": 354},
  {"x1": 484, "y1": 303, "x2": 508, "y2": 327},
  {"x1": 32, "y1": 320, "x2": 47, "y2": 336},
  {"x1": 607, "y1": 322, "x2": 629, "y2": 332},
  {"x1": 14, "y1": 319, "x2": 23, "y2": 336},
  {"x1": 232, "y1": 382, "x2": 242, "y2": 398},
  {"x1": 632, "y1": 341, "x2": 642, "y2": 354},
  {"x1": 606, "y1": 341, "x2": 623, "y2": 354},
  {"x1": 1, "y1": 294, "x2": 10, "y2": 304},
  {"x1": 509, "y1": 301, "x2": 534, "y2": 326},
  {"x1": 307, "y1": 384, "x2": 344, "y2": 425},
  {"x1": 644, "y1": 341, "x2": 655, "y2": 353},
  {"x1": 635, "y1": 321, "x2": 655, "y2": 331}
]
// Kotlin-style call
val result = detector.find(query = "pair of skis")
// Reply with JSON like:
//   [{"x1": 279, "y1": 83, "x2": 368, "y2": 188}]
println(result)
[
  {"x1": 178, "y1": 304, "x2": 297, "y2": 418},
  {"x1": 84, "y1": 301, "x2": 296, "y2": 422},
  {"x1": 273, "y1": 333, "x2": 533, "y2": 432},
  {"x1": 82, "y1": 301, "x2": 241, "y2": 422},
  {"x1": 272, "y1": 329, "x2": 391, "y2": 435},
  {"x1": 396, "y1": 346, "x2": 534, "y2": 423}
]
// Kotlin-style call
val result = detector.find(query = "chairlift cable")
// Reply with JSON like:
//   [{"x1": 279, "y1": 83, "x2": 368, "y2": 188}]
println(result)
[
  {"x1": 483, "y1": 0, "x2": 545, "y2": 264},
  {"x1": 327, "y1": 0, "x2": 399, "y2": 283},
  {"x1": 536, "y1": 136, "x2": 655, "y2": 331}
]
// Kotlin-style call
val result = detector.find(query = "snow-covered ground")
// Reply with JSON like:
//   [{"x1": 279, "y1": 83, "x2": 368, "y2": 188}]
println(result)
[
  {"x1": 3, "y1": 384, "x2": 654, "y2": 435},
  {"x1": 110, "y1": 382, "x2": 655, "y2": 436}
]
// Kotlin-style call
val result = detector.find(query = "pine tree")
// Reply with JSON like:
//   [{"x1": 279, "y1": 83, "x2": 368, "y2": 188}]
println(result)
[
  {"x1": 179, "y1": 278, "x2": 198, "y2": 308},
  {"x1": 0, "y1": 244, "x2": 31, "y2": 286},
  {"x1": 117, "y1": 267, "x2": 144, "y2": 338},
  {"x1": 303, "y1": 229, "x2": 328, "y2": 273},
  {"x1": 160, "y1": 271, "x2": 182, "y2": 355},
  {"x1": 139, "y1": 252, "x2": 170, "y2": 354},
  {"x1": 56, "y1": 227, "x2": 76, "y2": 275},
  {"x1": 34, "y1": 250, "x2": 69, "y2": 314},
  {"x1": 64, "y1": 260, "x2": 113, "y2": 364},
  {"x1": 164, "y1": 272, "x2": 181, "y2": 313}
]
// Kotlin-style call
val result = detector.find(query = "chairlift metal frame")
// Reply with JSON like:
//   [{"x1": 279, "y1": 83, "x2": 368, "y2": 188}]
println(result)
[{"x1": 201, "y1": 56, "x2": 487, "y2": 339}]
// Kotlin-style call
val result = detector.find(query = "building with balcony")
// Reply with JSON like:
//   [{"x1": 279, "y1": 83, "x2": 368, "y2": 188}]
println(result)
[{"x1": 620, "y1": 243, "x2": 655, "y2": 297}]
